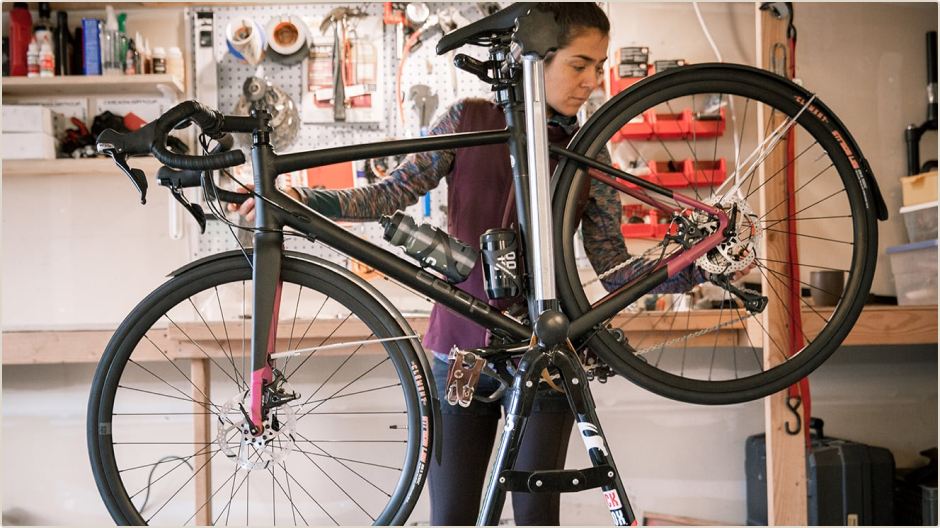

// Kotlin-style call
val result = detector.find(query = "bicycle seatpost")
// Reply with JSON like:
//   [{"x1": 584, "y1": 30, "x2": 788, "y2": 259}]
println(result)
[{"x1": 514, "y1": 7, "x2": 567, "y2": 346}]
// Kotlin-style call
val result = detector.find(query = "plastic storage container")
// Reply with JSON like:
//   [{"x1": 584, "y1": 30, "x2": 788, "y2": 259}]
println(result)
[
  {"x1": 885, "y1": 239, "x2": 938, "y2": 306},
  {"x1": 900, "y1": 200, "x2": 938, "y2": 243}
]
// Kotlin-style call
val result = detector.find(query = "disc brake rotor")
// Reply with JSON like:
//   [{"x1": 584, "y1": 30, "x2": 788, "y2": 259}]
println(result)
[
  {"x1": 694, "y1": 195, "x2": 762, "y2": 275},
  {"x1": 218, "y1": 389, "x2": 297, "y2": 471}
]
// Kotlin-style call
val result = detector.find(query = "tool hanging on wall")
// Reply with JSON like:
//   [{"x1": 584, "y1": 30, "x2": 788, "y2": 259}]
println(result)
[
  {"x1": 320, "y1": 7, "x2": 364, "y2": 122},
  {"x1": 396, "y1": 14, "x2": 441, "y2": 125},
  {"x1": 225, "y1": 16, "x2": 266, "y2": 66},
  {"x1": 265, "y1": 15, "x2": 310, "y2": 66},
  {"x1": 409, "y1": 84, "x2": 439, "y2": 216},
  {"x1": 233, "y1": 76, "x2": 300, "y2": 151}
]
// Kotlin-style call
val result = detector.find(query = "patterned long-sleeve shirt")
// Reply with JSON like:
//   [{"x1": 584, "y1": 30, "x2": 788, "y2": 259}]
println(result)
[{"x1": 297, "y1": 99, "x2": 705, "y2": 295}]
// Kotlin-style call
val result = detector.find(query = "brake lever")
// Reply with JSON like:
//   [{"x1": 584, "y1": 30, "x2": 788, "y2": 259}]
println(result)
[
  {"x1": 168, "y1": 186, "x2": 207, "y2": 234},
  {"x1": 109, "y1": 152, "x2": 149, "y2": 205},
  {"x1": 97, "y1": 123, "x2": 158, "y2": 204}
]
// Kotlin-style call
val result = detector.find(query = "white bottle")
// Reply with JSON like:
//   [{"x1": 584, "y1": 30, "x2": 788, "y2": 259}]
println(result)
[
  {"x1": 39, "y1": 39, "x2": 54, "y2": 77},
  {"x1": 152, "y1": 46, "x2": 167, "y2": 74},
  {"x1": 166, "y1": 46, "x2": 184, "y2": 82},
  {"x1": 26, "y1": 39, "x2": 40, "y2": 77}
]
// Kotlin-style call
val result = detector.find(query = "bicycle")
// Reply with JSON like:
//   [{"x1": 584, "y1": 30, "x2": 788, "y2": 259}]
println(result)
[{"x1": 88, "y1": 3, "x2": 886, "y2": 525}]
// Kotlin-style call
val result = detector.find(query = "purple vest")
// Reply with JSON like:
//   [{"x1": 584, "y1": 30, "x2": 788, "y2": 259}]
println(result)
[{"x1": 422, "y1": 99, "x2": 576, "y2": 355}]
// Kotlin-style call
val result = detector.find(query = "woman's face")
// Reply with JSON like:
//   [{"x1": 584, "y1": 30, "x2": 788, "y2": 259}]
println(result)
[{"x1": 544, "y1": 28, "x2": 609, "y2": 117}]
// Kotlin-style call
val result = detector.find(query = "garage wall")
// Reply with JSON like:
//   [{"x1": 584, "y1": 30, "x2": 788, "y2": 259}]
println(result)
[{"x1": 2, "y1": 2, "x2": 937, "y2": 526}]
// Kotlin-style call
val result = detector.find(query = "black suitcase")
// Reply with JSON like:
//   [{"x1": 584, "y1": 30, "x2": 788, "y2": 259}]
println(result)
[{"x1": 746, "y1": 418, "x2": 895, "y2": 525}]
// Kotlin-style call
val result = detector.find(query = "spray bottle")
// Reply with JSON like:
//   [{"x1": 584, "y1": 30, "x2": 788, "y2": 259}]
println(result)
[{"x1": 102, "y1": 5, "x2": 122, "y2": 75}]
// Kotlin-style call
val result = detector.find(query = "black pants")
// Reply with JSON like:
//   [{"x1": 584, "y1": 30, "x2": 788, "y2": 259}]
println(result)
[{"x1": 428, "y1": 359, "x2": 575, "y2": 526}]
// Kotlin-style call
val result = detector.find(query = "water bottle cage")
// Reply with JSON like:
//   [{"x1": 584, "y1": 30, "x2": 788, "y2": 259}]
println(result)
[{"x1": 413, "y1": 230, "x2": 464, "y2": 283}]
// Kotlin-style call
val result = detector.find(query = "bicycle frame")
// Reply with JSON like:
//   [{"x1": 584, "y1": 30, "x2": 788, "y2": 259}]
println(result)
[{"x1": 238, "y1": 37, "x2": 729, "y2": 528}]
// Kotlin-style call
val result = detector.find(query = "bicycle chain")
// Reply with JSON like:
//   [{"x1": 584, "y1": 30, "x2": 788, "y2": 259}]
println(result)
[
  {"x1": 633, "y1": 283, "x2": 763, "y2": 356},
  {"x1": 581, "y1": 241, "x2": 671, "y2": 287}
]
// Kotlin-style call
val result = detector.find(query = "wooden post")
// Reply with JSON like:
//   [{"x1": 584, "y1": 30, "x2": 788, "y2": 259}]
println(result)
[
  {"x1": 756, "y1": 3, "x2": 808, "y2": 526},
  {"x1": 191, "y1": 358, "x2": 213, "y2": 526}
]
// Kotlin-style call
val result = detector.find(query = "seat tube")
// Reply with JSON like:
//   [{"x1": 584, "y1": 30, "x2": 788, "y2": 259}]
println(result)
[
  {"x1": 521, "y1": 55, "x2": 558, "y2": 315},
  {"x1": 249, "y1": 139, "x2": 284, "y2": 433}
]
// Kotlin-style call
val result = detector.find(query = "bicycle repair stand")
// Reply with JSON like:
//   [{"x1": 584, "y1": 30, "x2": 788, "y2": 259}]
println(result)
[{"x1": 475, "y1": 313, "x2": 637, "y2": 526}]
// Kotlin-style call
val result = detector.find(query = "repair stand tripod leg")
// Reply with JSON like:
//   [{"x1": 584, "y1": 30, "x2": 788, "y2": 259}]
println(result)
[{"x1": 476, "y1": 345, "x2": 636, "y2": 526}]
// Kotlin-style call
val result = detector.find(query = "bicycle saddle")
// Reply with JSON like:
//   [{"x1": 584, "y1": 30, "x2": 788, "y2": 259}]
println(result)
[{"x1": 436, "y1": 2, "x2": 536, "y2": 54}]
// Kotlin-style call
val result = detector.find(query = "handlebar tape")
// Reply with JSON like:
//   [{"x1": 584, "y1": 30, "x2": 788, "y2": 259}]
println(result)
[{"x1": 151, "y1": 101, "x2": 246, "y2": 171}]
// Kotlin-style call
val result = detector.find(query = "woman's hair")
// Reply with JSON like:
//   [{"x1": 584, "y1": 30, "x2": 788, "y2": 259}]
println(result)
[{"x1": 537, "y1": 2, "x2": 610, "y2": 48}]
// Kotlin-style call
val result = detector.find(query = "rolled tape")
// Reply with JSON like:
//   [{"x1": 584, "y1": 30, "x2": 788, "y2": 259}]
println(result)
[
  {"x1": 266, "y1": 15, "x2": 305, "y2": 56},
  {"x1": 226, "y1": 18, "x2": 266, "y2": 66}
]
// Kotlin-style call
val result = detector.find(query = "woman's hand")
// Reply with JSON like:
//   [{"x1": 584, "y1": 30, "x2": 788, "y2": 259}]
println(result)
[{"x1": 226, "y1": 185, "x2": 301, "y2": 222}]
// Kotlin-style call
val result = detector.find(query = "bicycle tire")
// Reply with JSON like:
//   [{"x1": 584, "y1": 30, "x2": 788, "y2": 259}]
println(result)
[
  {"x1": 88, "y1": 253, "x2": 432, "y2": 525},
  {"x1": 553, "y1": 63, "x2": 879, "y2": 405}
]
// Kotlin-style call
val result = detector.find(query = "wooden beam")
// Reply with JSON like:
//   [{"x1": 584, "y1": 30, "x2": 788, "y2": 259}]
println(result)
[
  {"x1": 757, "y1": 3, "x2": 808, "y2": 526},
  {"x1": 191, "y1": 358, "x2": 213, "y2": 526}
]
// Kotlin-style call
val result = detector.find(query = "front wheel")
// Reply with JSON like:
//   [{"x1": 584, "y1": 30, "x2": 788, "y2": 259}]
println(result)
[
  {"x1": 87, "y1": 254, "x2": 432, "y2": 525},
  {"x1": 554, "y1": 63, "x2": 880, "y2": 405}
]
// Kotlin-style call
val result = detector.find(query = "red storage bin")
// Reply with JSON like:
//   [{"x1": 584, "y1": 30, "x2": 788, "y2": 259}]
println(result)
[
  {"x1": 612, "y1": 108, "x2": 726, "y2": 143},
  {"x1": 625, "y1": 158, "x2": 726, "y2": 189}
]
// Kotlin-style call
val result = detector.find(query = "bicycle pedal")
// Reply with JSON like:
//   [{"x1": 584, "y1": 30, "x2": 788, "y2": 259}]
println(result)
[
  {"x1": 445, "y1": 347, "x2": 486, "y2": 407},
  {"x1": 497, "y1": 465, "x2": 615, "y2": 493}
]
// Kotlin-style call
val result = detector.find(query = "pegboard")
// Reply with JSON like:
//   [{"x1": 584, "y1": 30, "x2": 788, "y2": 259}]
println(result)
[{"x1": 189, "y1": 3, "x2": 502, "y2": 266}]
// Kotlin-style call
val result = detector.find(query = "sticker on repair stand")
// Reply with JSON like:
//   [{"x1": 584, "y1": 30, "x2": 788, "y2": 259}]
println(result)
[{"x1": 604, "y1": 489, "x2": 622, "y2": 510}]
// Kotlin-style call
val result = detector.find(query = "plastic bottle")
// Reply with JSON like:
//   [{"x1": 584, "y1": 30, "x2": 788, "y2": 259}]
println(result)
[
  {"x1": 166, "y1": 46, "x2": 184, "y2": 81},
  {"x1": 152, "y1": 46, "x2": 167, "y2": 74},
  {"x1": 380, "y1": 211, "x2": 478, "y2": 283},
  {"x1": 117, "y1": 13, "x2": 128, "y2": 68},
  {"x1": 27, "y1": 39, "x2": 40, "y2": 77},
  {"x1": 9, "y1": 3, "x2": 33, "y2": 76},
  {"x1": 134, "y1": 32, "x2": 144, "y2": 74},
  {"x1": 39, "y1": 39, "x2": 54, "y2": 77},
  {"x1": 102, "y1": 6, "x2": 123, "y2": 75},
  {"x1": 33, "y1": 3, "x2": 54, "y2": 46},
  {"x1": 55, "y1": 11, "x2": 71, "y2": 76},
  {"x1": 142, "y1": 37, "x2": 152, "y2": 74},
  {"x1": 125, "y1": 39, "x2": 138, "y2": 75}
]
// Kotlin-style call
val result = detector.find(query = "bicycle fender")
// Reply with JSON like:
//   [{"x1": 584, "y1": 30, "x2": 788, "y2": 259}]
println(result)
[{"x1": 168, "y1": 249, "x2": 444, "y2": 465}]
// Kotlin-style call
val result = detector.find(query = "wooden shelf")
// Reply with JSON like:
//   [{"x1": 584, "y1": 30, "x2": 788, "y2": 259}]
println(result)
[
  {"x1": 3, "y1": 157, "x2": 164, "y2": 178},
  {"x1": 1, "y1": 74, "x2": 184, "y2": 98},
  {"x1": 3, "y1": 306, "x2": 936, "y2": 366}
]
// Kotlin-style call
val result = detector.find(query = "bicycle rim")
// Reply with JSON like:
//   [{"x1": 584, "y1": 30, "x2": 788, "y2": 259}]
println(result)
[
  {"x1": 554, "y1": 63, "x2": 878, "y2": 404},
  {"x1": 88, "y1": 255, "x2": 429, "y2": 525}
]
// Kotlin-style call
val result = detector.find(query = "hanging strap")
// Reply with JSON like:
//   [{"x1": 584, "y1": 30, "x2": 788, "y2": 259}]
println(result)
[{"x1": 782, "y1": 17, "x2": 812, "y2": 452}]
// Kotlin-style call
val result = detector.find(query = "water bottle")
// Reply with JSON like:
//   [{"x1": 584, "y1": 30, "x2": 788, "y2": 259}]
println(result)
[
  {"x1": 381, "y1": 211, "x2": 478, "y2": 283},
  {"x1": 480, "y1": 228, "x2": 523, "y2": 299}
]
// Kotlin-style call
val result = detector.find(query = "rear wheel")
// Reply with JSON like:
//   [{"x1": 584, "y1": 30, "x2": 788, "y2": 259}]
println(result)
[
  {"x1": 88, "y1": 254, "x2": 431, "y2": 525},
  {"x1": 554, "y1": 63, "x2": 879, "y2": 404}
]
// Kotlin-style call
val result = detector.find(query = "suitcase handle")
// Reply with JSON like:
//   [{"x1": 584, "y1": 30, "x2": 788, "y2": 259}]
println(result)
[{"x1": 809, "y1": 417, "x2": 825, "y2": 439}]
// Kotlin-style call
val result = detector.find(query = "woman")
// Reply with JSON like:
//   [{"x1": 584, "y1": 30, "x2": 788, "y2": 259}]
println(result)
[{"x1": 232, "y1": 3, "x2": 702, "y2": 524}]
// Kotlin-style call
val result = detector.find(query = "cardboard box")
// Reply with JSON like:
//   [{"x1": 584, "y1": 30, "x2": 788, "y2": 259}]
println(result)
[
  {"x1": 900, "y1": 171, "x2": 938, "y2": 206},
  {"x1": 1, "y1": 132, "x2": 59, "y2": 160},
  {"x1": 82, "y1": 18, "x2": 102, "y2": 75},
  {"x1": 2, "y1": 105, "x2": 63, "y2": 135}
]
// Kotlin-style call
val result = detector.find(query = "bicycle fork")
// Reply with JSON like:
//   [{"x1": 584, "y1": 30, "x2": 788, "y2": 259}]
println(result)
[{"x1": 477, "y1": 344, "x2": 636, "y2": 526}]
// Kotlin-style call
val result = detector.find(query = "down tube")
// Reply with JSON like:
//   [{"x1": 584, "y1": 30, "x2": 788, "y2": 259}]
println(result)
[{"x1": 270, "y1": 192, "x2": 532, "y2": 343}]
